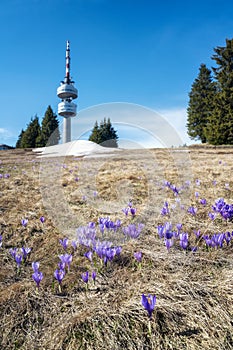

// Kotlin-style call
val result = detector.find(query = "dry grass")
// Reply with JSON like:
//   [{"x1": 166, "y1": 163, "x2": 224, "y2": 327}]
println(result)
[{"x1": 0, "y1": 147, "x2": 233, "y2": 349}]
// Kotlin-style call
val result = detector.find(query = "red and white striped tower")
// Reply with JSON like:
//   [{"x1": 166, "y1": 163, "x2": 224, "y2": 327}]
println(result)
[
  {"x1": 65, "y1": 40, "x2": 71, "y2": 84},
  {"x1": 57, "y1": 41, "x2": 78, "y2": 143}
]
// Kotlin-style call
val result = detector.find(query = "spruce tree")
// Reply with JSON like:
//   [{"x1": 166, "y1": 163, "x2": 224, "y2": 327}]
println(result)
[
  {"x1": 102, "y1": 118, "x2": 118, "y2": 147},
  {"x1": 206, "y1": 38, "x2": 233, "y2": 144},
  {"x1": 15, "y1": 129, "x2": 25, "y2": 148},
  {"x1": 38, "y1": 105, "x2": 60, "y2": 146},
  {"x1": 89, "y1": 121, "x2": 101, "y2": 144},
  {"x1": 186, "y1": 64, "x2": 217, "y2": 143},
  {"x1": 20, "y1": 115, "x2": 41, "y2": 148}
]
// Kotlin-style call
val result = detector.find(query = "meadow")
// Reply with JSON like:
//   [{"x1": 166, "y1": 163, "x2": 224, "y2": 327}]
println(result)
[{"x1": 0, "y1": 146, "x2": 233, "y2": 350}]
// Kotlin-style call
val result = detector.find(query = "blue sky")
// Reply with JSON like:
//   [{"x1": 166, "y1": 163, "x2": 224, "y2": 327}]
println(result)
[{"x1": 1, "y1": 0, "x2": 233, "y2": 147}]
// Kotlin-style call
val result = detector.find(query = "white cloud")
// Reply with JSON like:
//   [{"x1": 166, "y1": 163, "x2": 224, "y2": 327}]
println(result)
[{"x1": 0, "y1": 128, "x2": 12, "y2": 141}]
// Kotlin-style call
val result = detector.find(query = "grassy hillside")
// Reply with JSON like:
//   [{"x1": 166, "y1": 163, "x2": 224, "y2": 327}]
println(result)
[{"x1": 0, "y1": 147, "x2": 233, "y2": 350}]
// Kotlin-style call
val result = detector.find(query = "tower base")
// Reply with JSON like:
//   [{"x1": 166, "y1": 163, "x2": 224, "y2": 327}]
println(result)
[{"x1": 63, "y1": 117, "x2": 71, "y2": 143}]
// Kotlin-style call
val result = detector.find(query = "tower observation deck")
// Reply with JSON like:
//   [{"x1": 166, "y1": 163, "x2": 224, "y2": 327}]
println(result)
[{"x1": 57, "y1": 41, "x2": 78, "y2": 143}]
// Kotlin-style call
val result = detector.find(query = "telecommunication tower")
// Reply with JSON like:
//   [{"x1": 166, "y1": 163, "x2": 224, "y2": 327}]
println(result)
[{"x1": 57, "y1": 41, "x2": 78, "y2": 143}]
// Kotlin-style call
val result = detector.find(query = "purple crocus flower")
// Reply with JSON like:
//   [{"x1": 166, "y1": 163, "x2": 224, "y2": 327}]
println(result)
[
  {"x1": 71, "y1": 240, "x2": 78, "y2": 250},
  {"x1": 21, "y1": 247, "x2": 32, "y2": 259},
  {"x1": 208, "y1": 212, "x2": 216, "y2": 220},
  {"x1": 15, "y1": 254, "x2": 23, "y2": 268},
  {"x1": 225, "y1": 232, "x2": 232, "y2": 245},
  {"x1": 105, "y1": 220, "x2": 115, "y2": 230},
  {"x1": 40, "y1": 216, "x2": 45, "y2": 223},
  {"x1": 54, "y1": 269, "x2": 65, "y2": 284},
  {"x1": 115, "y1": 246, "x2": 122, "y2": 255},
  {"x1": 99, "y1": 223, "x2": 105, "y2": 234},
  {"x1": 104, "y1": 247, "x2": 116, "y2": 263},
  {"x1": 88, "y1": 221, "x2": 95, "y2": 228},
  {"x1": 165, "y1": 230, "x2": 173, "y2": 239},
  {"x1": 212, "y1": 198, "x2": 233, "y2": 221},
  {"x1": 32, "y1": 261, "x2": 40, "y2": 272},
  {"x1": 164, "y1": 238, "x2": 173, "y2": 250},
  {"x1": 213, "y1": 233, "x2": 225, "y2": 248},
  {"x1": 212, "y1": 198, "x2": 225, "y2": 212},
  {"x1": 180, "y1": 233, "x2": 189, "y2": 249},
  {"x1": 32, "y1": 271, "x2": 43, "y2": 288},
  {"x1": 130, "y1": 207, "x2": 137, "y2": 217},
  {"x1": 170, "y1": 184, "x2": 179, "y2": 196},
  {"x1": 21, "y1": 219, "x2": 28, "y2": 227},
  {"x1": 92, "y1": 271, "x2": 96, "y2": 283},
  {"x1": 94, "y1": 246, "x2": 105, "y2": 259},
  {"x1": 176, "y1": 223, "x2": 182, "y2": 231},
  {"x1": 134, "y1": 251, "x2": 142, "y2": 262},
  {"x1": 84, "y1": 251, "x2": 93, "y2": 262},
  {"x1": 59, "y1": 237, "x2": 69, "y2": 250},
  {"x1": 122, "y1": 223, "x2": 144, "y2": 239},
  {"x1": 187, "y1": 206, "x2": 197, "y2": 216},
  {"x1": 59, "y1": 253, "x2": 73, "y2": 271},
  {"x1": 195, "y1": 191, "x2": 199, "y2": 198},
  {"x1": 161, "y1": 201, "x2": 169, "y2": 216},
  {"x1": 122, "y1": 207, "x2": 129, "y2": 216},
  {"x1": 200, "y1": 198, "x2": 207, "y2": 206},
  {"x1": 115, "y1": 219, "x2": 121, "y2": 229},
  {"x1": 157, "y1": 225, "x2": 164, "y2": 238},
  {"x1": 0, "y1": 235, "x2": 2, "y2": 248},
  {"x1": 9, "y1": 247, "x2": 17, "y2": 259},
  {"x1": 164, "y1": 222, "x2": 173, "y2": 231},
  {"x1": 58, "y1": 261, "x2": 66, "y2": 270},
  {"x1": 81, "y1": 271, "x2": 89, "y2": 284},
  {"x1": 203, "y1": 235, "x2": 214, "y2": 248},
  {"x1": 141, "y1": 294, "x2": 156, "y2": 319},
  {"x1": 194, "y1": 229, "x2": 201, "y2": 238}
]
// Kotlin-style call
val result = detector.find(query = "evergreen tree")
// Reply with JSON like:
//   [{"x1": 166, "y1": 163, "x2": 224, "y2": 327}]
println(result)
[
  {"x1": 38, "y1": 105, "x2": 60, "y2": 146},
  {"x1": 205, "y1": 39, "x2": 233, "y2": 144},
  {"x1": 88, "y1": 121, "x2": 101, "y2": 144},
  {"x1": 186, "y1": 64, "x2": 217, "y2": 142},
  {"x1": 20, "y1": 115, "x2": 41, "y2": 148},
  {"x1": 15, "y1": 129, "x2": 25, "y2": 148},
  {"x1": 102, "y1": 118, "x2": 118, "y2": 147},
  {"x1": 89, "y1": 118, "x2": 118, "y2": 147}
]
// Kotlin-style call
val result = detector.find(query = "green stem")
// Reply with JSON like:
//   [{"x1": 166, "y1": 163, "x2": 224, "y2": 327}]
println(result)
[{"x1": 148, "y1": 319, "x2": 151, "y2": 336}]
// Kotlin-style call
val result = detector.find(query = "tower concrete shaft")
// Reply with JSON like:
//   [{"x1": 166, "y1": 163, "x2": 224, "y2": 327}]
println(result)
[{"x1": 63, "y1": 117, "x2": 71, "y2": 143}]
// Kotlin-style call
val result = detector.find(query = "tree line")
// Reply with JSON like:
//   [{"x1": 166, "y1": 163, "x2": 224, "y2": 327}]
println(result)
[
  {"x1": 16, "y1": 107, "x2": 119, "y2": 148},
  {"x1": 187, "y1": 38, "x2": 233, "y2": 145},
  {"x1": 16, "y1": 106, "x2": 60, "y2": 148}
]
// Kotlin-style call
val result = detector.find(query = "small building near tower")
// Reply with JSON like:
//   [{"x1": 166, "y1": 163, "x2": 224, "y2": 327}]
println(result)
[{"x1": 0, "y1": 144, "x2": 14, "y2": 150}]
